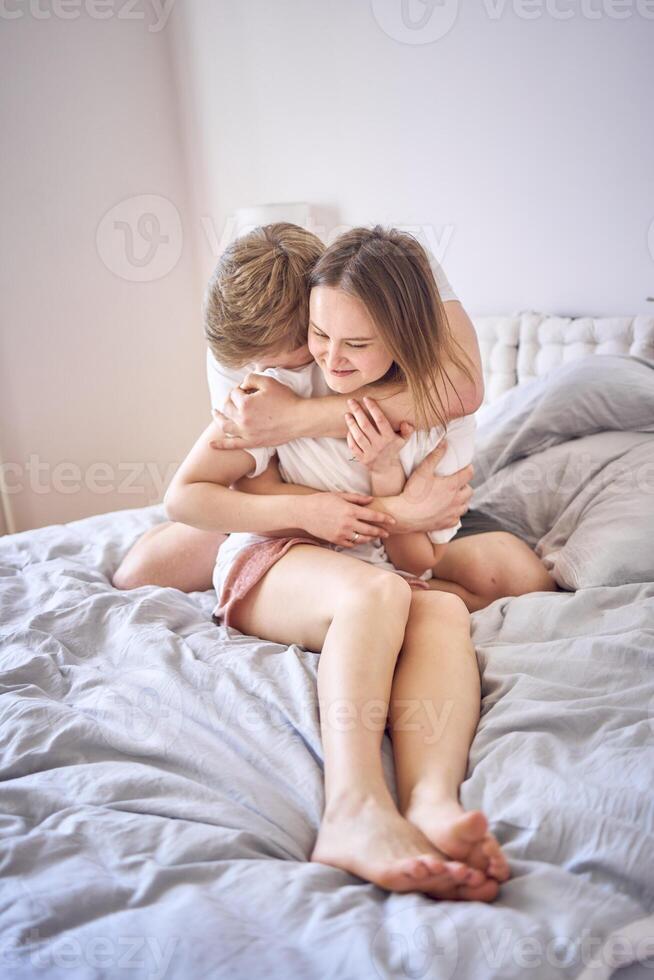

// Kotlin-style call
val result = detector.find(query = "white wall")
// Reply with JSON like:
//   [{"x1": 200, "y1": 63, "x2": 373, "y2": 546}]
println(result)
[
  {"x1": 173, "y1": 0, "x2": 654, "y2": 317},
  {"x1": 2, "y1": 1, "x2": 653, "y2": 532},
  {"x1": 0, "y1": 7, "x2": 207, "y2": 532}
]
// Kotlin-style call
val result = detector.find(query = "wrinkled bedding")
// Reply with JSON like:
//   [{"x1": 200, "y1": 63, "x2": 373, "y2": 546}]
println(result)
[{"x1": 1, "y1": 356, "x2": 653, "y2": 980}]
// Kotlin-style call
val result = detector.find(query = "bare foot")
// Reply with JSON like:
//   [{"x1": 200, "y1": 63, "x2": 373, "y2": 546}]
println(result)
[
  {"x1": 405, "y1": 796, "x2": 510, "y2": 885},
  {"x1": 311, "y1": 792, "x2": 489, "y2": 900}
]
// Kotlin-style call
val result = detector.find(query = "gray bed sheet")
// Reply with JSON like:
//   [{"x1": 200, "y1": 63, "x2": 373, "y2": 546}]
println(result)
[{"x1": 1, "y1": 356, "x2": 653, "y2": 980}]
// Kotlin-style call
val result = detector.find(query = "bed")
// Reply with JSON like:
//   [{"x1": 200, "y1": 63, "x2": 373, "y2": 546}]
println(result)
[{"x1": 1, "y1": 315, "x2": 654, "y2": 980}]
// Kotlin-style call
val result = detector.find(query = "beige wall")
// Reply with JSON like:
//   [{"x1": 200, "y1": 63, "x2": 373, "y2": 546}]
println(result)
[
  {"x1": 2, "y1": 1, "x2": 653, "y2": 533},
  {"x1": 0, "y1": 8, "x2": 207, "y2": 532}
]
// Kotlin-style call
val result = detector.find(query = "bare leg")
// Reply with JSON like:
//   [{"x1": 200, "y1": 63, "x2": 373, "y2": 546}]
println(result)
[
  {"x1": 428, "y1": 532, "x2": 558, "y2": 612},
  {"x1": 230, "y1": 545, "x2": 486, "y2": 898},
  {"x1": 390, "y1": 591, "x2": 510, "y2": 900},
  {"x1": 112, "y1": 522, "x2": 226, "y2": 592}
]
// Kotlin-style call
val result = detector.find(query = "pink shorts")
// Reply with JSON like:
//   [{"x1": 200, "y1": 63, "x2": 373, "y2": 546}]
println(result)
[{"x1": 213, "y1": 535, "x2": 430, "y2": 629}]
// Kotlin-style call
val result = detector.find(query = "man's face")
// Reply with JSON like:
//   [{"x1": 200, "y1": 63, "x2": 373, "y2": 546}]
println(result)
[{"x1": 250, "y1": 342, "x2": 313, "y2": 372}]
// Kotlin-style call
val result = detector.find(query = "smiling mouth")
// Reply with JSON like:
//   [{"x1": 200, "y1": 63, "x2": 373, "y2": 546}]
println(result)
[{"x1": 328, "y1": 368, "x2": 356, "y2": 375}]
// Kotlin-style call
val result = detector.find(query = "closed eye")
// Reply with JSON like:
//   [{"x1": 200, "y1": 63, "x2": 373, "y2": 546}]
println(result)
[{"x1": 311, "y1": 325, "x2": 370, "y2": 349}]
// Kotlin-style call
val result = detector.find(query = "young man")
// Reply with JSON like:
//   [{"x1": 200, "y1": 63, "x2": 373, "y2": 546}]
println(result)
[{"x1": 113, "y1": 223, "x2": 553, "y2": 611}]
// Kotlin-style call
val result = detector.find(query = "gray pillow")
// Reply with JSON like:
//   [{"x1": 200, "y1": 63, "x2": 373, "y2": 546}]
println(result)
[{"x1": 472, "y1": 431, "x2": 654, "y2": 589}]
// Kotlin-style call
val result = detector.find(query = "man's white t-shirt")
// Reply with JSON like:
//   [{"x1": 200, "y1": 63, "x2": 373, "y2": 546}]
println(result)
[{"x1": 204, "y1": 256, "x2": 476, "y2": 595}]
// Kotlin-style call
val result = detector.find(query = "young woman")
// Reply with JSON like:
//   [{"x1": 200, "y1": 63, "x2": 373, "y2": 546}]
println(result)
[{"x1": 165, "y1": 227, "x2": 511, "y2": 901}]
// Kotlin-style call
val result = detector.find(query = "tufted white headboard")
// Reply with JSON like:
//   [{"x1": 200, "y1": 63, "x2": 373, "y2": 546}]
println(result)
[{"x1": 471, "y1": 313, "x2": 654, "y2": 404}]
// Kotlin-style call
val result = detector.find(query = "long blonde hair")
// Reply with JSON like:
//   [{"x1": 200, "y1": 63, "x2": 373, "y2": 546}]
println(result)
[{"x1": 308, "y1": 226, "x2": 475, "y2": 430}]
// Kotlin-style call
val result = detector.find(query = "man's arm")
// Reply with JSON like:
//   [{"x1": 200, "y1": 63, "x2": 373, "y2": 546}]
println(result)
[
  {"x1": 367, "y1": 442, "x2": 474, "y2": 534},
  {"x1": 305, "y1": 301, "x2": 483, "y2": 436},
  {"x1": 211, "y1": 301, "x2": 483, "y2": 447}
]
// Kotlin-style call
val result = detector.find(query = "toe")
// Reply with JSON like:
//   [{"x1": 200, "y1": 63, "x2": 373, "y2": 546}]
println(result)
[
  {"x1": 395, "y1": 854, "x2": 446, "y2": 883},
  {"x1": 442, "y1": 861, "x2": 472, "y2": 883},
  {"x1": 461, "y1": 867, "x2": 487, "y2": 887},
  {"x1": 489, "y1": 856, "x2": 511, "y2": 882},
  {"x1": 423, "y1": 874, "x2": 460, "y2": 900},
  {"x1": 420, "y1": 855, "x2": 447, "y2": 876},
  {"x1": 482, "y1": 836, "x2": 511, "y2": 881},
  {"x1": 454, "y1": 878, "x2": 500, "y2": 903}
]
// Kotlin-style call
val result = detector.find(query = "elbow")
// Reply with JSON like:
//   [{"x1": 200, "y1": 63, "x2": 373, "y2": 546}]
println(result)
[
  {"x1": 455, "y1": 375, "x2": 484, "y2": 418},
  {"x1": 467, "y1": 376, "x2": 485, "y2": 414}
]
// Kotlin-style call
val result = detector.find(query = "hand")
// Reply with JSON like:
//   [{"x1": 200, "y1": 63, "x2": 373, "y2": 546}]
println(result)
[
  {"x1": 345, "y1": 397, "x2": 414, "y2": 473},
  {"x1": 209, "y1": 373, "x2": 301, "y2": 450},
  {"x1": 395, "y1": 442, "x2": 474, "y2": 532},
  {"x1": 299, "y1": 492, "x2": 397, "y2": 548}
]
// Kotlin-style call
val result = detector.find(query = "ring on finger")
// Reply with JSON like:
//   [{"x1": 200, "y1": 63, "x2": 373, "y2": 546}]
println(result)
[{"x1": 351, "y1": 531, "x2": 360, "y2": 543}]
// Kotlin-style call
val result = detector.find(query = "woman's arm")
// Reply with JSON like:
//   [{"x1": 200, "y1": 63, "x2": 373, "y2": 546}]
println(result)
[
  {"x1": 164, "y1": 423, "x2": 396, "y2": 546},
  {"x1": 164, "y1": 424, "x2": 313, "y2": 533},
  {"x1": 345, "y1": 399, "x2": 450, "y2": 577},
  {"x1": 368, "y1": 465, "x2": 446, "y2": 578},
  {"x1": 210, "y1": 302, "x2": 483, "y2": 446}
]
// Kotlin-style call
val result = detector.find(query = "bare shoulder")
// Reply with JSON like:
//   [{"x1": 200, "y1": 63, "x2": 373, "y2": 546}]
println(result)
[{"x1": 443, "y1": 301, "x2": 484, "y2": 414}]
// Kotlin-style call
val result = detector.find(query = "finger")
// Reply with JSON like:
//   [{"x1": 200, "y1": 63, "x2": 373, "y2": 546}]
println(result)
[
  {"x1": 352, "y1": 522, "x2": 391, "y2": 540},
  {"x1": 353, "y1": 507, "x2": 397, "y2": 526},
  {"x1": 346, "y1": 432, "x2": 364, "y2": 462},
  {"x1": 345, "y1": 413, "x2": 372, "y2": 451},
  {"x1": 362, "y1": 397, "x2": 395, "y2": 437},
  {"x1": 347, "y1": 399, "x2": 379, "y2": 439},
  {"x1": 340, "y1": 534, "x2": 381, "y2": 547},
  {"x1": 227, "y1": 387, "x2": 251, "y2": 411},
  {"x1": 340, "y1": 493, "x2": 374, "y2": 504},
  {"x1": 212, "y1": 409, "x2": 239, "y2": 436},
  {"x1": 240, "y1": 372, "x2": 265, "y2": 392},
  {"x1": 209, "y1": 436, "x2": 248, "y2": 451},
  {"x1": 346, "y1": 429, "x2": 363, "y2": 456},
  {"x1": 416, "y1": 440, "x2": 448, "y2": 471},
  {"x1": 451, "y1": 463, "x2": 474, "y2": 487}
]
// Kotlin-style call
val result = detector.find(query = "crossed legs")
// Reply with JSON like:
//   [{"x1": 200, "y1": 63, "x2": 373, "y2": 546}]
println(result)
[{"x1": 229, "y1": 544, "x2": 509, "y2": 900}]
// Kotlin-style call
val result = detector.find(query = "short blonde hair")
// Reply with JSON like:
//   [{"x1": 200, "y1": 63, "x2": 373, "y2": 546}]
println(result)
[{"x1": 204, "y1": 223, "x2": 324, "y2": 367}]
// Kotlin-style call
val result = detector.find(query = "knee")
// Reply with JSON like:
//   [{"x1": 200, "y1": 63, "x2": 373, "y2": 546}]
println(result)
[
  {"x1": 466, "y1": 535, "x2": 556, "y2": 601},
  {"x1": 338, "y1": 569, "x2": 412, "y2": 619},
  {"x1": 410, "y1": 590, "x2": 470, "y2": 628},
  {"x1": 112, "y1": 557, "x2": 150, "y2": 591}
]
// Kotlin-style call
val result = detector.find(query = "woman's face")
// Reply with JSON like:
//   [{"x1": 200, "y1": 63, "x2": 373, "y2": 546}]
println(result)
[{"x1": 308, "y1": 286, "x2": 394, "y2": 392}]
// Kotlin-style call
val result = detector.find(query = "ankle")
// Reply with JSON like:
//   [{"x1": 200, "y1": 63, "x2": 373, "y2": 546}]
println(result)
[
  {"x1": 323, "y1": 783, "x2": 394, "y2": 820},
  {"x1": 402, "y1": 783, "x2": 461, "y2": 815}
]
